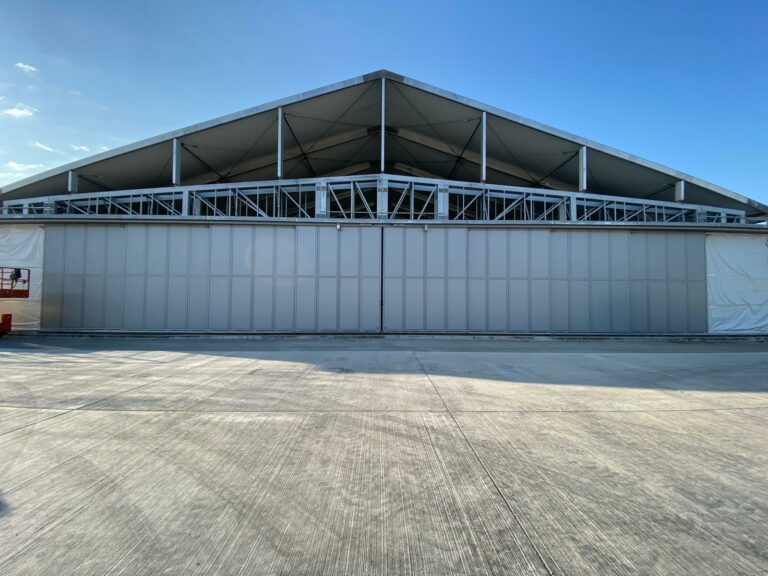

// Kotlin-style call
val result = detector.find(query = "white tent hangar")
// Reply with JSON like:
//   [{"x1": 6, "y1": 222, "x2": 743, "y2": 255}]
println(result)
[{"x1": 1, "y1": 70, "x2": 767, "y2": 333}]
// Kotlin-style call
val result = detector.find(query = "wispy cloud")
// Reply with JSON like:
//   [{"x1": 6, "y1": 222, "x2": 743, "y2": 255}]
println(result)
[
  {"x1": 1, "y1": 103, "x2": 38, "y2": 119},
  {"x1": 33, "y1": 142, "x2": 55, "y2": 152},
  {"x1": 100, "y1": 146, "x2": 110, "y2": 151},
  {"x1": 71, "y1": 144, "x2": 90, "y2": 152},
  {"x1": 5, "y1": 160, "x2": 44, "y2": 172},
  {"x1": 14, "y1": 62, "x2": 38, "y2": 75}
]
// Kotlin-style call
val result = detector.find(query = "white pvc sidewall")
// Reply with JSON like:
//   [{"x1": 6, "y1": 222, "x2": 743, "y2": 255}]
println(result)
[
  {"x1": 706, "y1": 233, "x2": 768, "y2": 333},
  {"x1": 0, "y1": 225, "x2": 44, "y2": 330}
]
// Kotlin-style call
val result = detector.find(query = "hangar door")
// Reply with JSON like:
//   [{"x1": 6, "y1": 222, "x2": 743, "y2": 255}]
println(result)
[
  {"x1": 41, "y1": 223, "x2": 708, "y2": 333},
  {"x1": 42, "y1": 224, "x2": 381, "y2": 332}
]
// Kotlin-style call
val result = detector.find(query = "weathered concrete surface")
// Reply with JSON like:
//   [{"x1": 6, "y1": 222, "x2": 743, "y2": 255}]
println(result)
[{"x1": 0, "y1": 337, "x2": 766, "y2": 575}]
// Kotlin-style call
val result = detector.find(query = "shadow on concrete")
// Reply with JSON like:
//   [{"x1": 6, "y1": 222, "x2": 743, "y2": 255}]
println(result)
[{"x1": 0, "y1": 336, "x2": 766, "y2": 396}]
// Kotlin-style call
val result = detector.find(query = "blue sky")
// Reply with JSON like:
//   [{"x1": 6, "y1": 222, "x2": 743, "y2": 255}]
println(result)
[{"x1": 1, "y1": 0, "x2": 766, "y2": 202}]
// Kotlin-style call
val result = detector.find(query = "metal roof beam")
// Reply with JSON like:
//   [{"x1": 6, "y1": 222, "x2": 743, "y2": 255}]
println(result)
[{"x1": 392, "y1": 128, "x2": 574, "y2": 190}]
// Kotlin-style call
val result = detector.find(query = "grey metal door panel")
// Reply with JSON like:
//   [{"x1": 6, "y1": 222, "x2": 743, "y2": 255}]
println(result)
[
  {"x1": 569, "y1": 231, "x2": 589, "y2": 280},
  {"x1": 647, "y1": 234, "x2": 667, "y2": 280},
  {"x1": 64, "y1": 226, "x2": 86, "y2": 275},
  {"x1": 446, "y1": 228, "x2": 467, "y2": 277},
  {"x1": 488, "y1": 279, "x2": 507, "y2": 331},
  {"x1": 295, "y1": 276, "x2": 317, "y2": 330},
  {"x1": 123, "y1": 276, "x2": 146, "y2": 329},
  {"x1": 667, "y1": 281, "x2": 688, "y2": 332},
  {"x1": 188, "y1": 276, "x2": 209, "y2": 330},
  {"x1": 232, "y1": 227, "x2": 253, "y2": 276},
  {"x1": 104, "y1": 275, "x2": 125, "y2": 329},
  {"x1": 125, "y1": 226, "x2": 146, "y2": 276},
  {"x1": 667, "y1": 234, "x2": 687, "y2": 281},
  {"x1": 487, "y1": 230, "x2": 507, "y2": 279},
  {"x1": 611, "y1": 280, "x2": 631, "y2": 331},
  {"x1": 570, "y1": 280, "x2": 590, "y2": 331},
  {"x1": 590, "y1": 280, "x2": 610, "y2": 331},
  {"x1": 509, "y1": 279, "x2": 529, "y2": 331},
  {"x1": 230, "y1": 276, "x2": 252, "y2": 331},
  {"x1": 147, "y1": 227, "x2": 168, "y2": 275},
  {"x1": 360, "y1": 277, "x2": 380, "y2": 331},
  {"x1": 41, "y1": 274, "x2": 63, "y2": 329},
  {"x1": 145, "y1": 276, "x2": 167, "y2": 330},
  {"x1": 404, "y1": 278, "x2": 424, "y2": 330},
  {"x1": 610, "y1": 232, "x2": 630, "y2": 280},
  {"x1": 85, "y1": 226, "x2": 107, "y2": 275},
  {"x1": 209, "y1": 277, "x2": 230, "y2": 330},
  {"x1": 340, "y1": 227, "x2": 360, "y2": 278},
  {"x1": 339, "y1": 277, "x2": 359, "y2": 330},
  {"x1": 83, "y1": 276, "x2": 104, "y2": 329},
  {"x1": 589, "y1": 232, "x2": 610, "y2": 280},
  {"x1": 384, "y1": 228, "x2": 403, "y2": 277},
  {"x1": 167, "y1": 276, "x2": 188, "y2": 329},
  {"x1": 296, "y1": 227, "x2": 316, "y2": 276},
  {"x1": 446, "y1": 278, "x2": 467, "y2": 330},
  {"x1": 509, "y1": 230, "x2": 529, "y2": 278},
  {"x1": 253, "y1": 227, "x2": 275, "y2": 276},
  {"x1": 425, "y1": 278, "x2": 446, "y2": 330},
  {"x1": 467, "y1": 278, "x2": 486, "y2": 330},
  {"x1": 685, "y1": 234, "x2": 706, "y2": 280},
  {"x1": 107, "y1": 226, "x2": 128, "y2": 275},
  {"x1": 383, "y1": 277, "x2": 403, "y2": 330},
  {"x1": 210, "y1": 226, "x2": 231, "y2": 276},
  {"x1": 426, "y1": 228, "x2": 446, "y2": 278},
  {"x1": 551, "y1": 279, "x2": 569, "y2": 331},
  {"x1": 274, "y1": 277, "x2": 295, "y2": 330},
  {"x1": 62, "y1": 275, "x2": 84, "y2": 328},
  {"x1": 40, "y1": 224, "x2": 708, "y2": 334},
  {"x1": 531, "y1": 279, "x2": 550, "y2": 331},
  {"x1": 648, "y1": 281, "x2": 668, "y2": 331},
  {"x1": 317, "y1": 277, "x2": 337, "y2": 330},
  {"x1": 44, "y1": 225, "x2": 66, "y2": 275},
  {"x1": 629, "y1": 233, "x2": 647, "y2": 280},
  {"x1": 687, "y1": 282, "x2": 707, "y2": 332},
  {"x1": 630, "y1": 282, "x2": 649, "y2": 332},
  {"x1": 467, "y1": 230, "x2": 486, "y2": 278},
  {"x1": 252, "y1": 276, "x2": 274, "y2": 330},
  {"x1": 405, "y1": 228, "x2": 424, "y2": 277},
  {"x1": 550, "y1": 231, "x2": 569, "y2": 280}
]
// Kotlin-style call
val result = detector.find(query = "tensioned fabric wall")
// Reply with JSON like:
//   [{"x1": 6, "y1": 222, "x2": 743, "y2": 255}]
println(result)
[{"x1": 40, "y1": 223, "x2": 708, "y2": 333}]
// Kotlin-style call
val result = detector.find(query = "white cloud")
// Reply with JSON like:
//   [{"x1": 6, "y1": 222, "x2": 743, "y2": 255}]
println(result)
[
  {"x1": 1, "y1": 103, "x2": 38, "y2": 119},
  {"x1": 14, "y1": 62, "x2": 38, "y2": 75},
  {"x1": 100, "y1": 146, "x2": 110, "y2": 151},
  {"x1": 33, "y1": 142, "x2": 55, "y2": 152},
  {"x1": 71, "y1": 144, "x2": 90, "y2": 152},
  {"x1": 5, "y1": 161, "x2": 44, "y2": 172}
]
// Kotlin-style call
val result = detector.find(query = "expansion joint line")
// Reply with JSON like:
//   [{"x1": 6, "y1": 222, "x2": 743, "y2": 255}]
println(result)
[{"x1": 413, "y1": 352, "x2": 556, "y2": 576}]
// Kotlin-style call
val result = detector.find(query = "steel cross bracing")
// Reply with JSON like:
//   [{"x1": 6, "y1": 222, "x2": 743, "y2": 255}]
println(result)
[{"x1": 1, "y1": 174, "x2": 746, "y2": 224}]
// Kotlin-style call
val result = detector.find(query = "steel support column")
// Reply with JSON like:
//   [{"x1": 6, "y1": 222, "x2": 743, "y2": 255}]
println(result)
[
  {"x1": 171, "y1": 138, "x2": 181, "y2": 186},
  {"x1": 675, "y1": 180, "x2": 685, "y2": 202},
  {"x1": 380, "y1": 78, "x2": 386, "y2": 173},
  {"x1": 376, "y1": 177, "x2": 388, "y2": 219},
  {"x1": 67, "y1": 170, "x2": 78, "y2": 193},
  {"x1": 277, "y1": 107, "x2": 283, "y2": 179},
  {"x1": 315, "y1": 180, "x2": 328, "y2": 217},
  {"x1": 578, "y1": 146, "x2": 588, "y2": 192},
  {"x1": 437, "y1": 185, "x2": 450, "y2": 220},
  {"x1": 481, "y1": 111, "x2": 487, "y2": 183}
]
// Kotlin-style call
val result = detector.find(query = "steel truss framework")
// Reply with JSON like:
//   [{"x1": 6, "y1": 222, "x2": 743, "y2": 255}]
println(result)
[{"x1": 1, "y1": 174, "x2": 746, "y2": 224}]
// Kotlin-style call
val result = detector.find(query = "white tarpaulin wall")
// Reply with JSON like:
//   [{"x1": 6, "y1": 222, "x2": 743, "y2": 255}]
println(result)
[
  {"x1": 0, "y1": 225, "x2": 44, "y2": 330},
  {"x1": 706, "y1": 233, "x2": 768, "y2": 333}
]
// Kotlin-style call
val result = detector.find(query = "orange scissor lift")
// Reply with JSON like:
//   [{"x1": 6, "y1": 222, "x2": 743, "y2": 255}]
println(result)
[{"x1": 0, "y1": 267, "x2": 30, "y2": 334}]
